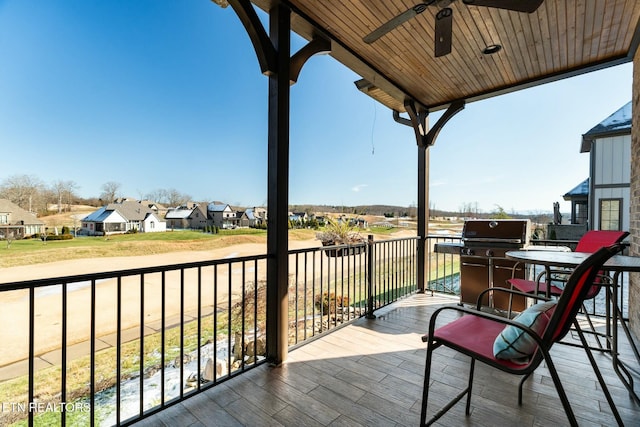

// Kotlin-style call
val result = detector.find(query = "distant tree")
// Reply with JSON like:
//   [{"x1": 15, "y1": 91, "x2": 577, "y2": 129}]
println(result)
[
  {"x1": 492, "y1": 205, "x2": 511, "y2": 219},
  {"x1": 0, "y1": 174, "x2": 45, "y2": 212},
  {"x1": 144, "y1": 188, "x2": 190, "y2": 206},
  {"x1": 51, "y1": 180, "x2": 79, "y2": 213},
  {"x1": 459, "y1": 202, "x2": 481, "y2": 218},
  {"x1": 144, "y1": 189, "x2": 168, "y2": 204},
  {"x1": 100, "y1": 181, "x2": 121, "y2": 204},
  {"x1": 166, "y1": 188, "x2": 191, "y2": 207}
]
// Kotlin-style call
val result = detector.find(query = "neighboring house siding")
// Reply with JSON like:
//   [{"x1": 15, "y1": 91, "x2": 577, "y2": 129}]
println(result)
[
  {"x1": 591, "y1": 135, "x2": 631, "y2": 232},
  {"x1": 594, "y1": 135, "x2": 631, "y2": 185},
  {"x1": 142, "y1": 213, "x2": 166, "y2": 233}
]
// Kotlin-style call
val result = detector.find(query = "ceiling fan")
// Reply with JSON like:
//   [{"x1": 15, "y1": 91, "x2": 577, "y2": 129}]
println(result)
[{"x1": 363, "y1": 0, "x2": 544, "y2": 57}]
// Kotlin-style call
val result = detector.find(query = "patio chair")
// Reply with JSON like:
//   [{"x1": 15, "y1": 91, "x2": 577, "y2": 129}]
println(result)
[
  {"x1": 420, "y1": 244, "x2": 625, "y2": 427},
  {"x1": 507, "y1": 230, "x2": 628, "y2": 347}
]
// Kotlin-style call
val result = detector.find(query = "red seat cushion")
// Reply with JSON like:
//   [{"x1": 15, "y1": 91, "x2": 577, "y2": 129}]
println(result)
[
  {"x1": 508, "y1": 278, "x2": 563, "y2": 296},
  {"x1": 430, "y1": 315, "x2": 527, "y2": 370}
]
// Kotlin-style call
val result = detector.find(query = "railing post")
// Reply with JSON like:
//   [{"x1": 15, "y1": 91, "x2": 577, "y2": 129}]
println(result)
[{"x1": 366, "y1": 234, "x2": 376, "y2": 319}]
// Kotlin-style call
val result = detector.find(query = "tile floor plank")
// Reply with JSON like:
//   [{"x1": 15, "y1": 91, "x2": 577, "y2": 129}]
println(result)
[{"x1": 133, "y1": 293, "x2": 640, "y2": 427}]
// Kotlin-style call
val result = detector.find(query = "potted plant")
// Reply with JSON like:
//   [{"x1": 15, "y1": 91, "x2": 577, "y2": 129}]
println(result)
[{"x1": 316, "y1": 217, "x2": 366, "y2": 257}]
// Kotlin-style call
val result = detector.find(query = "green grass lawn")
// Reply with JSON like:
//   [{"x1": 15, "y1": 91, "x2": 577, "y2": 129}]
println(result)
[{"x1": 0, "y1": 229, "x2": 268, "y2": 268}]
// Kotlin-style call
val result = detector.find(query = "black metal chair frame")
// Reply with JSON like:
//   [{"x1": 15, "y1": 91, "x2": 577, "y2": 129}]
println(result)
[{"x1": 420, "y1": 244, "x2": 625, "y2": 427}]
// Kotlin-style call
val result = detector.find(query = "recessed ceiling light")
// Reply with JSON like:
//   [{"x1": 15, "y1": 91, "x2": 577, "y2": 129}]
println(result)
[{"x1": 482, "y1": 44, "x2": 502, "y2": 55}]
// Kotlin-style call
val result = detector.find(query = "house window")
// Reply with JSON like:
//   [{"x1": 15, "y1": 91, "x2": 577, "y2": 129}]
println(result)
[
  {"x1": 0, "y1": 214, "x2": 7, "y2": 224},
  {"x1": 574, "y1": 202, "x2": 588, "y2": 225},
  {"x1": 599, "y1": 198, "x2": 622, "y2": 231}
]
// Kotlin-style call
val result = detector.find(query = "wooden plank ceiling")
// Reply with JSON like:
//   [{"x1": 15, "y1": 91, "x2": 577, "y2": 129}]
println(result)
[{"x1": 251, "y1": 0, "x2": 640, "y2": 113}]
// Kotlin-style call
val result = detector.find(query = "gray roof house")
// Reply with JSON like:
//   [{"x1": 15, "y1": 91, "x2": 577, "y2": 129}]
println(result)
[
  {"x1": 581, "y1": 101, "x2": 631, "y2": 232},
  {"x1": 559, "y1": 102, "x2": 631, "y2": 238},
  {"x1": 81, "y1": 200, "x2": 166, "y2": 236},
  {"x1": 0, "y1": 198, "x2": 45, "y2": 239},
  {"x1": 165, "y1": 204, "x2": 209, "y2": 230},
  {"x1": 207, "y1": 203, "x2": 235, "y2": 229}
]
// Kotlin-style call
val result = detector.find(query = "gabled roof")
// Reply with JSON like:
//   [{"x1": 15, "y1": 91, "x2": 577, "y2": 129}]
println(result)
[
  {"x1": 165, "y1": 207, "x2": 193, "y2": 219},
  {"x1": 0, "y1": 198, "x2": 44, "y2": 225},
  {"x1": 83, "y1": 201, "x2": 154, "y2": 222},
  {"x1": 208, "y1": 203, "x2": 230, "y2": 212},
  {"x1": 563, "y1": 178, "x2": 589, "y2": 201},
  {"x1": 581, "y1": 101, "x2": 632, "y2": 152},
  {"x1": 188, "y1": 205, "x2": 207, "y2": 219},
  {"x1": 82, "y1": 206, "x2": 109, "y2": 222},
  {"x1": 107, "y1": 201, "x2": 154, "y2": 221}
]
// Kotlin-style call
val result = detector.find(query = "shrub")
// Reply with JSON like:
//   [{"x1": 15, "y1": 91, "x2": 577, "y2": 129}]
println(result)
[
  {"x1": 45, "y1": 234, "x2": 74, "y2": 241},
  {"x1": 315, "y1": 292, "x2": 350, "y2": 314}
]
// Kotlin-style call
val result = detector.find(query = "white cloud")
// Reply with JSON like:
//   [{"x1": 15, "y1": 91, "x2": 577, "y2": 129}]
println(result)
[{"x1": 351, "y1": 184, "x2": 368, "y2": 192}]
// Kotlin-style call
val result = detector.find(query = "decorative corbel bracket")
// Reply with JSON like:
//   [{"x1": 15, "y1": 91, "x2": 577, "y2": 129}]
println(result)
[
  {"x1": 424, "y1": 99, "x2": 465, "y2": 147},
  {"x1": 404, "y1": 99, "x2": 430, "y2": 147},
  {"x1": 228, "y1": 0, "x2": 278, "y2": 75},
  {"x1": 403, "y1": 99, "x2": 465, "y2": 147},
  {"x1": 290, "y1": 37, "x2": 331, "y2": 84}
]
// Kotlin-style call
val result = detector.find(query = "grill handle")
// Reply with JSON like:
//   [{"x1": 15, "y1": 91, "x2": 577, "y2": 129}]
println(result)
[{"x1": 462, "y1": 238, "x2": 523, "y2": 244}]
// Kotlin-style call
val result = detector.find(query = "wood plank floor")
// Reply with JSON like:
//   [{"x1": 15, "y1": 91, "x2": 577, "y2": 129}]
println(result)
[{"x1": 132, "y1": 293, "x2": 640, "y2": 426}]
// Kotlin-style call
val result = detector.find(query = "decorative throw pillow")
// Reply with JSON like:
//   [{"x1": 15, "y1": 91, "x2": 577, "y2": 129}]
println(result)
[{"x1": 493, "y1": 301, "x2": 557, "y2": 364}]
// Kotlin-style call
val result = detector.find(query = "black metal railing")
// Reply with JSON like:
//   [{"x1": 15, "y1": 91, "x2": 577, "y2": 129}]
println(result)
[
  {"x1": 426, "y1": 234, "x2": 462, "y2": 295},
  {"x1": 4, "y1": 233, "x2": 624, "y2": 426},
  {"x1": 0, "y1": 235, "x2": 427, "y2": 427}
]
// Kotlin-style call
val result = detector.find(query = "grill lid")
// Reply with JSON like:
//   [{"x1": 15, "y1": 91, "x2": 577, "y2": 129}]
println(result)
[{"x1": 462, "y1": 219, "x2": 531, "y2": 245}]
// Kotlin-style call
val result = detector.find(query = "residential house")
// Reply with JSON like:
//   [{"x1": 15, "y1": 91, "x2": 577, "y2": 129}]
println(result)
[
  {"x1": 188, "y1": 204, "x2": 209, "y2": 229},
  {"x1": 288, "y1": 211, "x2": 307, "y2": 225},
  {"x1": 165, "y1": 204, "x2": 208, "y2": 230},
  {"x1": 563, "y1": 178, "x2": 589, "y2": 226},
  {"x1": 253, "y1": 207, "x2": 267, "y2": 225},
  {"x1": 165, "y1": 205, "x2": 192, "y2": 230},
  {"x1": 580, "y1": 101, "x2": 631, "y2": 232},
  {"x1": 238, "y1": 208, "x2": 266, "y2": 227},
  {"x1": 0, "y1": 198, "x2": 45, "y2": 239},
  {"x1": 81, "y1": 200, "x2": 166, "y2": 236},
  {"x1": 207, "y1": 203, "x2": 235, "y2": 229},
  {"x1": 237, "y1": 209, "x2": 252, "y2": 227}
]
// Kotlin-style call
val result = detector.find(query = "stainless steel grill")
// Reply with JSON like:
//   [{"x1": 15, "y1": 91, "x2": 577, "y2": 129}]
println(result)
[
  {"x1": 460, "y1": 219, "x2": 531, "y2": 311},
  {"x1": 435, "y1": 219, "x2": 532, "y2": 311}
]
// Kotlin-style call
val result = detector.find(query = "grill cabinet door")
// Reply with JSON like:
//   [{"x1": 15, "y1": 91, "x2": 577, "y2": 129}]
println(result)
[{"x1": 460, "y1": 256, "x2": 526, "y2": 312}]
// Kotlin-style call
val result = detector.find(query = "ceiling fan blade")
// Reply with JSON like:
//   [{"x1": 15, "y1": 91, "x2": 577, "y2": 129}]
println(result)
[
  {"x1": 363, "y1": 2, "x2": 433, "y2": 44},
  {"x1": 434, "y1": 7, "x2": 453, "y2": 57},
  {"x1": 462, "y1": 0, "x2": 543, "y2": 13}
]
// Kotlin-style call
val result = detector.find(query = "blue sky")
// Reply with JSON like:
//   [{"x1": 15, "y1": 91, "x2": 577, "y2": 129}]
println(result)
[{"x1": 0, "y1": 1, "x2": 633, "y2": 214}]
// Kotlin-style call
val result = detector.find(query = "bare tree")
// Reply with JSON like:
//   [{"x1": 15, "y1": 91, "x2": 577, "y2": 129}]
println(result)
[
  {"x1": 100, "y1": 181, "x2": 121, "y2": 204},
  {"x1": 0, "y1": 174, "x2": 45, "y2": 212},
  {"x1": 144, "y1": 189, "x2": 169, "y2": 204},
  {"x1": 166, "y1": 188, "x2": 191, "y2": 207},
  {"x1": 51, "y1": 180, "x2": 79, "y2": 213},
  {"x1": 145, "y1": 188, "x2": 191, "y2": 206}
]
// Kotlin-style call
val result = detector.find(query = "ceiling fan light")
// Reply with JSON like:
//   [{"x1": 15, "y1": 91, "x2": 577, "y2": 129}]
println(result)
[{"x1": 482, "y1": 44, "x2": 502, "y2": 54}]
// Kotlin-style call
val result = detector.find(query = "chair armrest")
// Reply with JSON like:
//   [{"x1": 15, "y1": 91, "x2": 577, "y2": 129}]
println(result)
[{"x1": 475, "y1": 286, "x2": 551, "y2": 310}]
